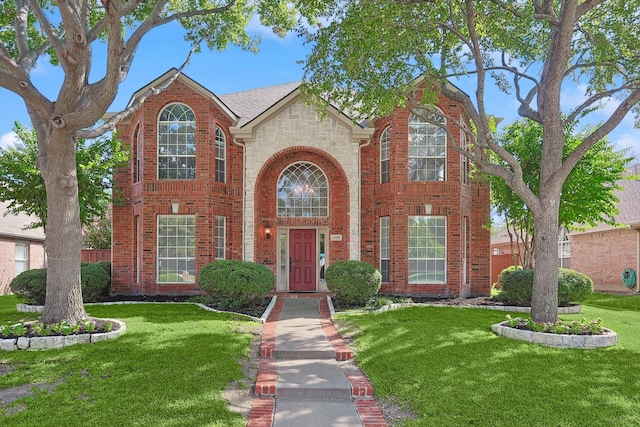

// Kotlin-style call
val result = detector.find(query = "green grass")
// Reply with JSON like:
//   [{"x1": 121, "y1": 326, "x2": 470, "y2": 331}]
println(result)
[
  {"x1": 0, "y1": 298, "x2": 260, "y2": 426},
  {"x1": 337, "y1": 292, "x2": 640, "y2": 426}
]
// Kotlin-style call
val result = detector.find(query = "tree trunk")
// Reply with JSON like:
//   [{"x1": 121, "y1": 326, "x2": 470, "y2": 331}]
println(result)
[
  {"x1": 530, "y1": 199, "x2": 560, "y2": 323},
  {"x1": 40, "y1": 129, "x2": 87, "y2": 325}
]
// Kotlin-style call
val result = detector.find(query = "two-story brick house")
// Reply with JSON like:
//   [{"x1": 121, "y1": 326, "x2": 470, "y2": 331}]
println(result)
[{"x1": 111, "y1": 69, "x2": 490, "y2": 297}]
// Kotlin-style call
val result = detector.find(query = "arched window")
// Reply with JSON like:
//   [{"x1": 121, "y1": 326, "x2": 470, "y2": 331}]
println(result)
[
  {"x1": 277, "y1": 163, "x2": 328, "y2": 217},
  {"x1": 408, "y1": 109, "x2": 446, "y2": 181},
  {"x1": 215, "y1": 126, "x2": 226, "y2": 183},
  {"x1": 380, "y1": 126, "x2": 391, "y2": 183},
  {"x1": 158, "y1": 103, "x2": 196, "y2": 180}
]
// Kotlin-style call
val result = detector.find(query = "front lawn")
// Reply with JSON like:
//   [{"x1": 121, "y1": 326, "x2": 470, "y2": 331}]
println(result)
[
  {"x1": 337, "y1": 293, "x2": 640, "y2": 426},
  {"x1": 0, "y1": 298, "x2": 260, "y2": 426}
]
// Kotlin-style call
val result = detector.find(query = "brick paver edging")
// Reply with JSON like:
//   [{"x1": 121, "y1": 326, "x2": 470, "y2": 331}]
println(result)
[{"x1": 319, "y1": 297, "x2": 387, "y2": 427}]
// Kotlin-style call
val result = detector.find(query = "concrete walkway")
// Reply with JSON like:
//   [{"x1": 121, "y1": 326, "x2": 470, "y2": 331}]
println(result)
[{"x1": 247, "y1": 295, "x2": 387, "y2": 427}]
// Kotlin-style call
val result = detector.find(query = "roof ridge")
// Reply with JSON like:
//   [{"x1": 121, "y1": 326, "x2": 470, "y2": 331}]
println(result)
[{"x1": 220, "y1": 81, "x2": 301, "y2": 96}]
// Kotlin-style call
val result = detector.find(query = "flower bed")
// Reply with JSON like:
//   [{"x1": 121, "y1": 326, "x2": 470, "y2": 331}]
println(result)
[
  {"x1": 491, "y1": 321, "x2": 617, "y2": 348},
  {"x1": 0, "y1": 319, "x2": 126, "y2": 351}
]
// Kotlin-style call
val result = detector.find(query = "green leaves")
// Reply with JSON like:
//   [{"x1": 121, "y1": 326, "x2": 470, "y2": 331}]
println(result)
[
  {"x1": 0, "y1": 122, "x2": 129, "y2": 231},
  {"x1": 490, "y1": 118, "x2": 632, "y2": 234}
]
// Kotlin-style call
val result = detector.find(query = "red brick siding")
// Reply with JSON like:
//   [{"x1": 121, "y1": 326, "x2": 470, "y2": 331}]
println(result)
[
  {"x1": 360, "y1": 94, "x2": 490, "y2": 297},
  {"x1": 253, "y1": 147, "x2": 350, "y2": 273},
  {"x1": 112, "y1": 78, "x2": 491, "y2": 297},
  {"x1": 571, "y1": 229, "x2": 638, "y2": 293},
  {"x1": 112, "y1": 80, "x2": 242, "y2": 295}
]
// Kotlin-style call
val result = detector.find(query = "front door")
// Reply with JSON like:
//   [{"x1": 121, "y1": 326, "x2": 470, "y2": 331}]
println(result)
[{"x1": 289, "y1": 229, "x2": 317, "y2": 291}]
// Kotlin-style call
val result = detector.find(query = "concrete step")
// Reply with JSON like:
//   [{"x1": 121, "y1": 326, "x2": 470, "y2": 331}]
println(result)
[
  {"x1": 276, "y1": 358, "x2": 352, "y2": 400},
  {"x1": 273, "y1": 397, "x2": 364, "y2": 427}
]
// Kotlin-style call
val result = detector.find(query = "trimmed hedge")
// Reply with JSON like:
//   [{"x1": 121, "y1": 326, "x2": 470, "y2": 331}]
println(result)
[
  {"x1": 325, "y1": 260, "x2": 382, "y2": 307},
  {"x1": 80, "y1": 263, "x2": 111, "y2": 302},
  {"x1": 9, "y1": 268, "x2": 47, "y2": 305},
  {"x1": 9, "y1": 263, "x2": 112, "y2": 305},
  {"x1": 198, "y1": 260, "x2": 274, "y2": 310},
  {"x1": 495, "y1": 266, "x2": 593, "y2": 306}
]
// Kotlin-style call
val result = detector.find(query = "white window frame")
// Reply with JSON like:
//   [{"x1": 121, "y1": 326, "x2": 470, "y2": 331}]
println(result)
[
  {"x1": 408, "y1": 216, "x2": 447, "y2": 284},
  {"x1": 408, "y1": 109, "x2": 446, "y2": 182},
  {"x1": 157, "y1": 215, "x2": 196, "y2": 283},
  {"x1": 134, "y1": 124, "x2": 142, "y2": 183},
  {"x1": 15, "y1": 242, "x2": 28, "y2": 276},
  {"x1": 215, "y1": 126, "x2": 226, "y2": 183},
  {"x1": 157, "y1": 103, "x2": 196, "y2": 180},
  {"x1": 380, "y1": 217, "x2": 390, "y2": 283},
  {"x1": 460, "y1": 125, "x2": 470, "y2": 185},
  {"x1": 380, "y1": 126, "x2": 391, "y2": 184},
  {"x1": 277, "y1": 162, "x2": 329, "y2": 218},
  {"x1": 215, "y1": 215, "x2": 226, "y2": 260}
]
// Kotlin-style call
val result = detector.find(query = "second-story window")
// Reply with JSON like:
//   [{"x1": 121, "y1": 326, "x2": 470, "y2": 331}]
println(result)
[
  {"x1": 409, "y1": 109, "x2": 446, "y2": 181},
  {"x1": 158, "y1": 103, "x2": 196, "y2": 180},
  {"x1": 380, "y1": 126, "x2": 390, "y2": 183},
  {"x1": 215, "y1": 126, "x2": 226, "y2": 183}
]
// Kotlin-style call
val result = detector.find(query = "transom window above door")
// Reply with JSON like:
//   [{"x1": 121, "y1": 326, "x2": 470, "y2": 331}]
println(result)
[
  {"x1": 158, "y1": 103, "x2": 196, "y2": 180},
  {"x1": 277, "y1": 162, "x2": 328, "y2": 217}
]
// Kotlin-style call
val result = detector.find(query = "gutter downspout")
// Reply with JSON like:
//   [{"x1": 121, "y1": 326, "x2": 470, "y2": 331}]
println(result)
[{"x1": 358, "y1": 134, "x2": 373, "y2": 261}]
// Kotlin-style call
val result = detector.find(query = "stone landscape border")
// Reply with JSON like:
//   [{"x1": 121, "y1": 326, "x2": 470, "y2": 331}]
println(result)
[
  {"x1": 491, "y1": 323, "x2": 617, "y2": 348},
  {"x1": 5, "y1": 299, "x2": 276, "y2": 352},
  {"x1": 0, "y1": 319, "x2": 126, "y2": 351}
]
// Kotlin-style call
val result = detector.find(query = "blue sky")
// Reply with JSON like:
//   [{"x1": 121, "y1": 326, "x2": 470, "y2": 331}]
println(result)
[{"x1": 0, "y1": 21, "x2": 638, "y2": 160}]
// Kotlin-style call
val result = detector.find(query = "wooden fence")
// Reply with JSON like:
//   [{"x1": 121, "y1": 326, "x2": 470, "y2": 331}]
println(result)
[{"x1": 81, "y1": 249, "x2": 111, "y2": 263}]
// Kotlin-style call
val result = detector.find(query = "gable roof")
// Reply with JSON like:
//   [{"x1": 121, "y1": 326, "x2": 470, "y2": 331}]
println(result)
[
  {"x1": 219, "y1": 82, "x2": 301, "y2": 127},
  {"x1": 125, "y1": 69, "x2": 239, "y2": 124},
  {"x1": 0, "y1": 201, "x2": 45, "y2": 241},
  {"x1": 226, "y1": 84, "x2": 375, "y2": 142}
]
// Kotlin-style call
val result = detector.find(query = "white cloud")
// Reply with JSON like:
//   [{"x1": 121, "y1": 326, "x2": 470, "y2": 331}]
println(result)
[
  {"x1": 611, "y1": 132, "x2": 640, "y2": 159},
  {"x1": 0, "y1": 132, "x2": 19, "y2": 149}
]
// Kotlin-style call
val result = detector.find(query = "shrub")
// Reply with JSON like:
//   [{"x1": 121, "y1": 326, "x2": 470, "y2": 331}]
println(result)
[
  {"x1": 558, "y1": 268, "x2": 593, "y2": 304},
  {"x1": 495, "y1": 268, "x2": 534, "y2": 306},
  {"x1": 325, "y1": 260, "x2": 382, "y2": 307},
  {"x1": 9, "y1": 263, "x2": 111, "y2": 305},
  {"x1": 198, "y1": 260, "x2": 274, "y2": 310},
  {"x1": 10, "y1": 268, "x2": 47, "y2": 305},
  {"x1": 495, "y1": 265, "x2": 523, "y2": 289},
  {"x1": 80, "y1": 263, "x2": 111, "y2": 302},
  {"x1": 495, "y1": 267, "x2": 593, "y2": 306}
]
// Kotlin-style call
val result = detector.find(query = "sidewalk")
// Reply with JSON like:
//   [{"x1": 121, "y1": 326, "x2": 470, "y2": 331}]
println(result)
[{"x1": 247, "y1": 295, "x2": 387, "y2": 427}]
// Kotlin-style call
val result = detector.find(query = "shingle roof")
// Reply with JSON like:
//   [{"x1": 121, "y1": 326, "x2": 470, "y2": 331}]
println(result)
[
  {"x1": 0, "y1": 201, "x2": 45, "y2": 241},
  {"x1": 614, "y1": 163, "x2": 640, "y2": 225},
  {"x1": 219, "y1": 82, "x2": 301, "y2": 127}
]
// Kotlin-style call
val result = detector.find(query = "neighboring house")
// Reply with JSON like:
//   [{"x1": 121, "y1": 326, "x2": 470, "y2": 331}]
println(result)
[
  {"x1": 111, "y1": 70, "x2": 491, "y2": 297},
  {"x1": 490, "y1": 164, "x2": 640, "y2": 294},
  {"x1": 0, "y1": 201, "x2": 46, "y2": 295},
  {"x1": 570, "y1": 164, "x2": 640, "y2": 294}
]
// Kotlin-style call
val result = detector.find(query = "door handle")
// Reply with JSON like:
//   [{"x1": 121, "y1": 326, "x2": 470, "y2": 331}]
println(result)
[{"x1": 289, "y1": 257, "x2": 292, "y2": 273}]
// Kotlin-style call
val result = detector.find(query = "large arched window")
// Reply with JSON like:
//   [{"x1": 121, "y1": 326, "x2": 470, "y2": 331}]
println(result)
[
  {"x1": 408, "y1": 109, "x2": 446, "y2": 181},
  {"x1": 277, "y1": 163, "x2": 328, "y2": 217},
  {"x1": 158, "y1": 103, "x2": 196, "y2": 180}
]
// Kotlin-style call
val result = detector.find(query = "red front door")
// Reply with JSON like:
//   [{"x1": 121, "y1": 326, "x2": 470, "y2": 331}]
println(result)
[{"x1": 289, "y1": 229, "x2": 317, "y2": 292}]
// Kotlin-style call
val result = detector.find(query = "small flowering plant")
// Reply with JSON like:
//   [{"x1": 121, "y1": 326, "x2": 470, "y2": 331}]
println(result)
[
  {"x1": 504, "y1": 314, "x2": 605, "y2": 335},
  {"x1": 0, "y1": 319, "x2": 114, "y2": 339}
]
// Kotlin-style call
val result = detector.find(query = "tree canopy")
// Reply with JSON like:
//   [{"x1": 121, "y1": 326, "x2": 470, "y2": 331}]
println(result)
[
  {"x1": 0, "y1": 122, "x2": 128, "y2": 231},
  {"x1": 300, "y1": 0, "x2": 640, "y2": 322},
  {"x1": 0, "y1": 0, "x2": 324, "y2": 324},
  {"x1": 491, "y1": 118, "x2": 633, "y2": 268}
]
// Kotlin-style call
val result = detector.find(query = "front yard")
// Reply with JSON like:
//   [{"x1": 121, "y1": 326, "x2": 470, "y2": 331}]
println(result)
[
  {"x1": 2, "y1": 293, "x2": 640, "y2": 426},
  {"x1": 0, "y1": 296, "x2": 259, "y2": 426},
  {"x1": 336, "y1": 293, "x2": 640, "y2": 426}
]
